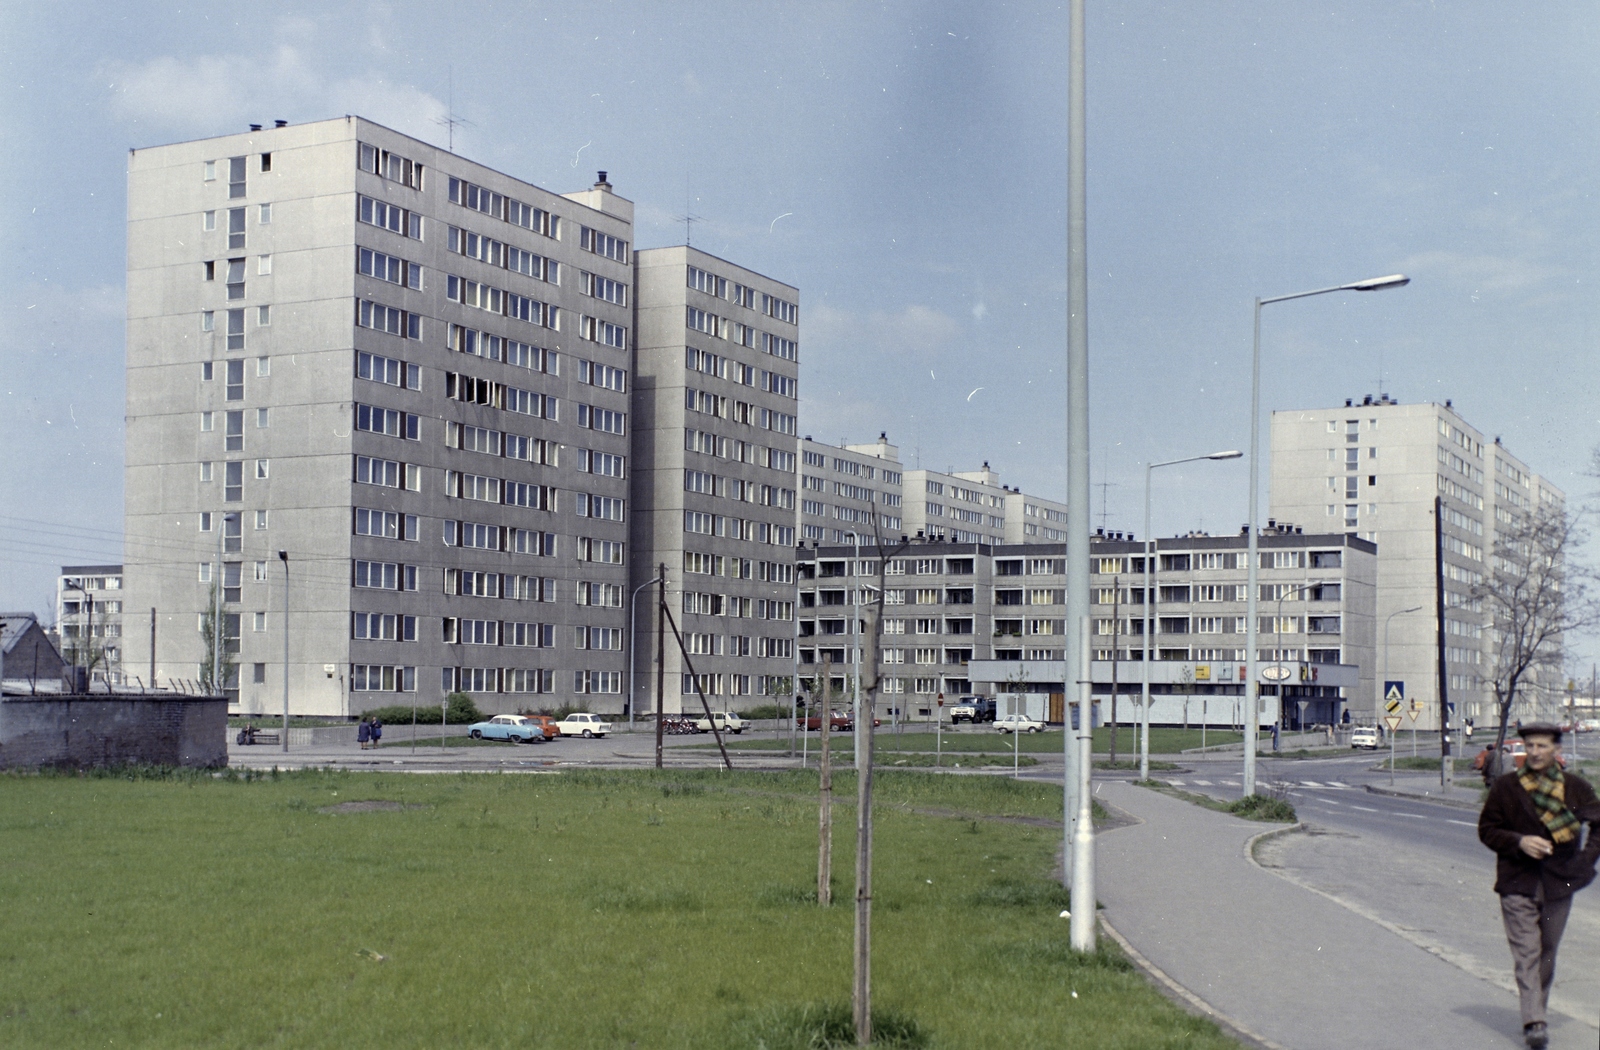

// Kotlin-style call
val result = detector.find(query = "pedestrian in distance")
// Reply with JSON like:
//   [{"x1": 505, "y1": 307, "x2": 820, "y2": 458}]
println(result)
[
  {"x1": 369, "y1": 716, "x2": 382, "y2": 748},
  {"x1": 1478, "y1": 722, "x2": 1600, "y2": 1049},
  {"x1": 357, "y1": 718, "x2": 371, "y2": 750}
]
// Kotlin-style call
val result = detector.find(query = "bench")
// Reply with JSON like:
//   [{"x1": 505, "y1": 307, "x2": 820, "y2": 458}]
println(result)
[{"x1": 235, "y1": 727, "x2": 280, "y2": 745}]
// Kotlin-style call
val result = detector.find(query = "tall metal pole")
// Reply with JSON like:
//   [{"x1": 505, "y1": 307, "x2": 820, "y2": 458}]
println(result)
[
  {"x1": 1142, "y1": 469, "x2": 1154, "y2": 782},
  {"x1": 1434, "y1": 497, "x2": 1452, "y2": 788},
  {"x1": 1069, "y1": 615, "x2": 1096, "y2": 950},
  {"x1": 149, "y1": 606, "x2": 156, "y2": 686},
  {"x1": 851, "y1": 532, "x2": 864, "y2": 773},
  {"x1": 655, "y1": 563, "x2": 667, "y2": 769},
  {"x1": 1063, "y1": 0, "x2": 1091, "y2": 890},
  {"x1": 1244, "y1": 297, "x2": 1264, "y2": 796},
  {"x1": 278, "y1": 550, "x2": 289, "y2": 752}
]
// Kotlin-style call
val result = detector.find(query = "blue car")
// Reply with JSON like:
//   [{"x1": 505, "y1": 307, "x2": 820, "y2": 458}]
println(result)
[{"x1": 467, "y1": 715, "x2": 547, "y2": 743}]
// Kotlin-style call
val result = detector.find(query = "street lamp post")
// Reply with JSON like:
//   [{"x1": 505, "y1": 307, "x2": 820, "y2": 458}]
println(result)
[
  {"x1": 1383, "y1": 605, "x2": 1424, "y2": 771},
  {"x1": 1244, "y1": 274, "x2": 1409, "y2": 795},
  {"x1": 63, "y1": 579, "x2": 90, "y2": 690},
  {"x1": 628, "y1": 573, "x2": 666, "y2": 732},
  {"x1": 1141, "y1": 451, "x2": 1241, "y2": 780},
  {"x1": 277, "y1": 550, "x2": 289, "y2": 753}
]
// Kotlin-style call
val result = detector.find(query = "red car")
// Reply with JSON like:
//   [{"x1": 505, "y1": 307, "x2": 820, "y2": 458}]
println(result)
[
  {"x1": 1472, "y1": 739, "x2": 1566, "y2": 772},
  {"x1": 796, "y1": 712, "x2": 881, "y2": 732},
  {"x1": 521, "y1": 714, "x2": 562, "y2": 740}
]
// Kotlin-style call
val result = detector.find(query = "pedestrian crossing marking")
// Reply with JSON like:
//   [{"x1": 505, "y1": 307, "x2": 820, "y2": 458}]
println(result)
[
  {"x1": 1167, "y1": 779, "x2": 1185, "y2": 786},
  {"x1": 1193, "y1": 779, "x2": 1212, "y2": 785},
  {"x1": 1222, "y1": 780, "x2": 1240, "y2": 786},
  {"x1": 1300, "y1": 781, "x2": 1324, "y2": 787}
]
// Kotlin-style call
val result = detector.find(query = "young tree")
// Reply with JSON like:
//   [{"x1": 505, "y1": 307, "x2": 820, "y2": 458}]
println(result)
[{"x1": 1476, "y1": 502, "x2": 1598, "y2": 774}]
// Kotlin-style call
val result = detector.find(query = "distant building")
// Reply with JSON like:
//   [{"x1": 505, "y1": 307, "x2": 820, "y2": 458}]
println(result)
[
  {"x1": 56, "y1": 565, "x2": 125, "y2": 684},
  {"x1": 798, "y1": 434, "x2": 904, "y2": 544},
  {"x1": 799, "y1": 526, "x2": 1376, "y2": 728},
  {"x1": 0, "y1": 613, "x2": 69, "y2": 688},
  {"x1": 1270, "y1": 395, "x2": 1564, "y2": 727}
]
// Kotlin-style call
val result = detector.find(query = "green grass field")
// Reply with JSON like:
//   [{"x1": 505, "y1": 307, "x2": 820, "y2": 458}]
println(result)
[{"x1": 0, "y1": 768, "x2": 1235, "y2": 1049}]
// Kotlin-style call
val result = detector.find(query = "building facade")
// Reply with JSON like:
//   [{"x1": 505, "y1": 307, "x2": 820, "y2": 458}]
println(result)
[
  {"x1": 123, "y1": 117, "x2": 633, "y2": 716},
  {"x1": 798, "y1": 434, "x2": 904, "y2": 544},
  {"x1": 56, "y1": 565, "x2": 126, "y2": 684},
  {"x1": 629, "y1": 246, "x2": 801, "y2": 715},
  {"x1": 802, "y1": 527, "x2": 1377, "y2": 728},
  {"x1": 1270, "y1": 396, "x2": 1564, "y2": 728}
]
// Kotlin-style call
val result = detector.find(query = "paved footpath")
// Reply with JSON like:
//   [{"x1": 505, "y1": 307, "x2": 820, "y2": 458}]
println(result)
[{"x1": 1095, "y1": 780, "x2": 1593, "y2": 1050}]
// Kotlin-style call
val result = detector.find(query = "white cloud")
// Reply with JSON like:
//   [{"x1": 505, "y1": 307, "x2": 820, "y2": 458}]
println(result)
[
  {"x1": 103, "y1": 45, "x2": 448, "y2": 146},
  {"x1": 806, "y1": 303, "x2": 962, "y2": 356},
  {"x1": 1397, "y1": 249, "x2": 1564, "y2": 295}
]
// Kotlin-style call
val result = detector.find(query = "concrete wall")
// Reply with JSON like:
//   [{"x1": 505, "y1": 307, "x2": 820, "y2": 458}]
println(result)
[{"x1": 0, "y1": 695, "x2": 228, "y2": 769}]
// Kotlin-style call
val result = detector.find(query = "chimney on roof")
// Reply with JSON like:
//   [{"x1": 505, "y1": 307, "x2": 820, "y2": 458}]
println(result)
[
  {"x1": 880, "y1": 431, "x2": 887, "y2": 440},
  {"x1": 1445, "y1": 399, "x2": 1453, "y2": 408},
  {"x1": 249, "y1": 124, "x2": 262, "y2": 132},
  {"x1": 594, "y1": 171, "x2": 612, "y2": 190},
  {"x1": 274, "y1": 119, "x2": 287, "y2": 128},
  {"x1": 1345, "y1": 398, "x2": 1353, "y2": 407}
]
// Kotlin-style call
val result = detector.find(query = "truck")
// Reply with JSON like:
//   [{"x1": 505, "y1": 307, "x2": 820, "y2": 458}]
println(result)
[{"x1": 949, "y1": 696, "x2": 995, "y2": 724}]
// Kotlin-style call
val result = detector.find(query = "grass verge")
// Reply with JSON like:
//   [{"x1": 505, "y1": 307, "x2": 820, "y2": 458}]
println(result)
[
  {"x1": 723, "y1": 726, "x2": 1242, "y2": 756},
  {"x1": 1376, "y1": 756, "x2": 1477, "y2": 771},
  {"x1": 1137, "y1": 779, "x2": 1297, "y2": 823},
  {"x1": 1094, "y1": 760, "x2": 1180, "y2": 772},
  {"x1": 0, "y1": 767, "x2": 1233, "y2": 1049}
]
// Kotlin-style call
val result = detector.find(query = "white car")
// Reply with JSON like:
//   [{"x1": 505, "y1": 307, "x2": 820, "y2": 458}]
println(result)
[
  {"x1": 556, "y1": 712, "x2": 612, "y2": 738},
  {"x1": 695, "y1": 711, "x2": 750, "y2": 735},
  {"x1": 1349, "y1": 726, "x2": 1381, "y2": 749},
  {"x1": 995, "y1": 714, "x2": 1044, "y2": 734}
]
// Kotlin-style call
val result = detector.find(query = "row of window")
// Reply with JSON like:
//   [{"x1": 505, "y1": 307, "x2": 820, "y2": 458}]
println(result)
[
  {"x1": 684, "y1": 429, "x2": 797, "y2": 474},
  {"x1": 681, "y1": 594, "x2": 794, "y2": 621},
  {"x1": 447, "y1": 324, "x2": 559, "y2": 373},
  {"x1": 1092, "y1": 615, "x2": 1343, "y2": 636},
  {"x1": 685, "y1": 267, "x2": 797, "y2": 325},
  {"x1": 682, "y1": 552, "x2": 794, "y2": 583},
  {"x1": 683, "y1": 469, "x2": 795, "y2": 508},
  {"x1": 683, "y1": 512, "x2": 796, "y2": 548}
]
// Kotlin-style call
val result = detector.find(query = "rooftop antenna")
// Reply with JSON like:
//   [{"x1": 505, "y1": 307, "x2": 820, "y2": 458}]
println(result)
[
  {"x1": 678, "y1": 173, "x2": 702, "y2": 246},
  {"x1": 1096, "y1": 447, "x2": 1118, "y2": 532},
  {"x1": 434, "y1": 66, "x2": 476, "y2": 153}
]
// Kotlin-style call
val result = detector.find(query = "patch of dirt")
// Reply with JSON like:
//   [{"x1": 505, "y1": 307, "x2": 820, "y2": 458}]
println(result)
[{"x1": 317, "y1": 800, "x2": 426, "y2": 814}]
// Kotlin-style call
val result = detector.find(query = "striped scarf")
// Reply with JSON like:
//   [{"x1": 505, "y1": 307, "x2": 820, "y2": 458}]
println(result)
[{"x1": 1520, "y1": 765, "x2": 1580, "y2": 845}]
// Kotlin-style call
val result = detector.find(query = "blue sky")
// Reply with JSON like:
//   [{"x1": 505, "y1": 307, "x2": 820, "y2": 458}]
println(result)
[{"x1": 1, "y1": 1, "x2": 1595, "y2": 664}]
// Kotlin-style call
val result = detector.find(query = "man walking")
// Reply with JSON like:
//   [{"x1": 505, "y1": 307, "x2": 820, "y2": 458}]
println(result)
[{"x1": 1479, "y1": 723, "x2": 1600, "y2": 1048}]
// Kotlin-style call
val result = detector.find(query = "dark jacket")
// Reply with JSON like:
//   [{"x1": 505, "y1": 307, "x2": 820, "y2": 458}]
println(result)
[{"x1": 1479, "y1": 770, "x2": 1600, "y2": 900}]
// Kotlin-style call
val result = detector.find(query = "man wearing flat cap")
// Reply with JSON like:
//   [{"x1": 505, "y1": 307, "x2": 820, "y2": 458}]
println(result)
[{"x1": 1479, "y1": 722, "x2": 1600, "y2": 1049}]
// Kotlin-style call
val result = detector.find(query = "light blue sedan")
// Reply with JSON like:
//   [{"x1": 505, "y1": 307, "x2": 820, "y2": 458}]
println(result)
[{"x1": 467, "y1": 715, "x2": 547, "y2": 743}]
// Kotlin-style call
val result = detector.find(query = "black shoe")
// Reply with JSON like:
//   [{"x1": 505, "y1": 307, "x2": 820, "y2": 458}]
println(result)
[{"x1": 1524, "y1": 1022, "x2": 1548, "y2": 1049}]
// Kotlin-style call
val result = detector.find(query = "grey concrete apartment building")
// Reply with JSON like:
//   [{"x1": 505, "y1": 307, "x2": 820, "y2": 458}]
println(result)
[
  {"x1": 123, "y1": 117, "x2": 633, "y2": 716},
  {"x1": 802, "y1": 527, "x2": 1376, "y2": 727},
  {"x1": 629, "y1": 246, "x2": 801, "y2": 715},
  {"x1": 798, "y1": 434, "x2": 904, "y2": 545},
  {"x1": 1270, "y1": 396, "x2": 1564, "y2": 728},
  {"x1": 57, "y1": 565, "x2": 126, "y2": 684},
  {"x1": 901, "y1": 465, "x2": 1069, "y2": 547}
]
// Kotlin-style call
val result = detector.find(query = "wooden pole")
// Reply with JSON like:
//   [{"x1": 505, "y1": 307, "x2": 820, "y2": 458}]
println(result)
[{"x1": 818, "y1": 653, "x2": 833, "y2": 906}]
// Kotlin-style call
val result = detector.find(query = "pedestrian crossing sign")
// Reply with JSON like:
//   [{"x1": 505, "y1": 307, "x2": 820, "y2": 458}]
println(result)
[{"x1": 1384, "y1": 681, "x2": 1405, "y2": 703}]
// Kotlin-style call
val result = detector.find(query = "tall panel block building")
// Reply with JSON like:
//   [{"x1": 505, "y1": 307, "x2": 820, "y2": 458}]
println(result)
[
  {"x1": 124, "y1": 117, "x2": 638, "y2": 716},
  {"x1": 630, "y1": 247, "x2": 801, "y2": 715},
  {"x1": 1270, "y1": 396, "x2": 1564, "y2": 727}
]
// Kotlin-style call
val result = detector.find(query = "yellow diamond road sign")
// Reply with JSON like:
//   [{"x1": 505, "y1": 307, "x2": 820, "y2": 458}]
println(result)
[
  {"x1": 1384, "y1": 715, "x2": 1403, "y2": 731},
  {"x1": 1385, "y1": 699, "x2": 1402, "y2": 714}
]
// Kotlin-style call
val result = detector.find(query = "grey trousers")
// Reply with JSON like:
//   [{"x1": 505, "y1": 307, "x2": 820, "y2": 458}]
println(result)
[{"x1": 1500, "y1": 889, "x2": 1573, "y2": 1027}]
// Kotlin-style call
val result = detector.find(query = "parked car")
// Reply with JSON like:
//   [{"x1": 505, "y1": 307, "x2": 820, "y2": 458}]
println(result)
[
  {"x1": 1349, "y1": 726, "x2": 1381, "y2": 750},
  {"x1": 522, "y1": 714, "x2": 562, "y2": 739},
  {"x1": 1581, "y1": 719, "x2": 1600, "y2": 733},
  {"x1": 950, "y1": 696, "x2": 996, "y2": 724},
  {"x1": 1472, "y1": 738, "x2": 1567, "y2": 773},
  {"x1": 695, "y1": 712, "x2": 750, "y2": 735},
  {"x1": 467, "y1": 715, "x2": 546, "y2": 744},
  {"x1": 556, "y1": 712, "x2": 612, "y2": 738},
  {"x1": 797, "y1": 711, "x2": 854, "y2": 732},
  {"x1": 995, "y1": 713, "x2": 1044, "y2": 734}
]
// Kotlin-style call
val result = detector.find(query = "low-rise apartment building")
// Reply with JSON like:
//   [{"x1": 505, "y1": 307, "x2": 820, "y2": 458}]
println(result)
[{"x1": 57, "y1": 566, "x2": 126, "y2": 684}]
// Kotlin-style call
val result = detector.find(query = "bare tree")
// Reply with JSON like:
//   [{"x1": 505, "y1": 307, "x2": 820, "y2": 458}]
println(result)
[{"x1": 1476, "y1": 502, "x2": 1599, "y2": 773}]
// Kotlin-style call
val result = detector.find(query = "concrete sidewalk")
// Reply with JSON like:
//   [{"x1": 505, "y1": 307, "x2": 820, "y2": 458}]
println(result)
[{"x1": 1095, "y1": 780, "x2": 1592, "y2": 1050}]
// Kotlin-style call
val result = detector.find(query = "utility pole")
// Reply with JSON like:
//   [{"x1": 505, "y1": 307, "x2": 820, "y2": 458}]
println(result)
[
  {"x1": 1434, "y1": 498, "x2": 1451, "y2": 787},
  {"x1": 278, "y1": 550, "x2": 289, "y2": 753},
  {"x1": 1108, "y1": 576, "x2": 1121, "y2": 763},
  {"x1": 655, "y1": 564, "x2": 666, "y2": 769},
  {"x1": 149, "y1": 607, "x2": 156, "y2": 686},
  {"x1": 1069, "y1": 615, "x2": 1096, "y2": 951},
  {"x1": 818, "y1": 653, "x2": 833, "y2": 906}
]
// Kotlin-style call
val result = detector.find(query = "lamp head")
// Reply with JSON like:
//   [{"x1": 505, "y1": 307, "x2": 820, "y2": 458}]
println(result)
[
  {"x1": 1348, "y1": 274, "x2": 1409, "y2": 292},
  {"x1": 277, "y1": 550, "x2": 288, "y2": 562},
  {"x1": 1208, "y1": 450, "x2": 1243, "y2": 460}
]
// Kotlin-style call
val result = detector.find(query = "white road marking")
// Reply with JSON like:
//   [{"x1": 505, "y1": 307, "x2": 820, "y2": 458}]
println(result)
[
  {"x1": 1327, "y1": 782, "x2": 1350, "y2": 788},
  {"x1": 1351, "y1": 805, "x2": 1379, "y2": 812},
  {"x1": 1447, "y1": 819, "x2": 1477, "y2": 827},
  {"x1": 1222, "y1": 780, "x2": 1240, "y2": 786},
  {"x1": 1393, "y1": 812, "x2": 1425, "y2": 819},
  {"x1": 1301, "y1": 781, "x2": 1324, "y2": 788},
  {"x1": 1167, "y1": 779, "x2": 1185, "y2": 786},
  {"x1": 1192, "y1": 779, "x2": 1212, "y2": 786}
]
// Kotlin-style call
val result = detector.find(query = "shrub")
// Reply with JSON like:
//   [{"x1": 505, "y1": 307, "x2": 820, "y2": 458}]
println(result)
[
  {"x1": 1226, "y1": 794, "x2": 1297, "y2": 822},
  {"x1": 736, "y1": 703, "x2": 791, "y2": 720},
  {"x1": 358, "y1": 692, "x2": 484, "y2": 727}
]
